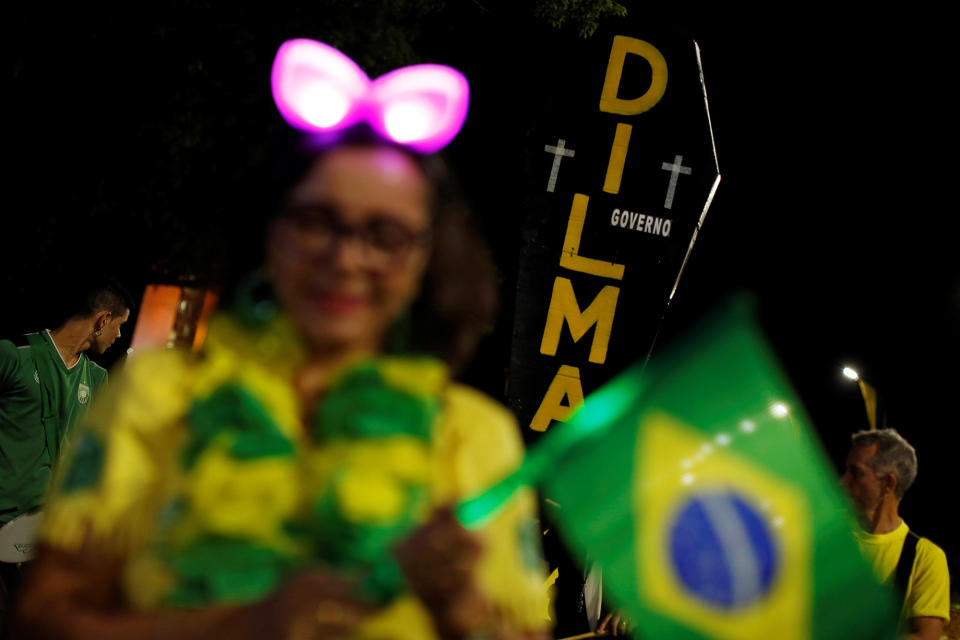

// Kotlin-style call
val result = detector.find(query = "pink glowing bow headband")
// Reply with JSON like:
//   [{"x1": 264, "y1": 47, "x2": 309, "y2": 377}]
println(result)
[{"x1": 271, "y1": 38, "x2": 470, "y2": 153}]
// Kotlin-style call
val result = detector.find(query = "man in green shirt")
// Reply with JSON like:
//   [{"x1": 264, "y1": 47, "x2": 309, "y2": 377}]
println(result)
[
  {"x1": 0, "y1": 280, "x2": 134, "y2": 625},
  {"x1": 0, "y1": 280, "x2": 134, "y2": 527}
]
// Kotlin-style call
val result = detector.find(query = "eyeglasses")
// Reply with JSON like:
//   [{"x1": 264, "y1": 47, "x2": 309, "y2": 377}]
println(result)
[{"x1": 278, "y1": 204, "x2": 431, "y2": 266}]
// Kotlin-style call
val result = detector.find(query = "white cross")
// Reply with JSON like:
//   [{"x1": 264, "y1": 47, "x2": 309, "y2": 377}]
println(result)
[
  {"x1": 544, "y1": 138, "x2": 576, "y2": 192},
  {"x1": 660, "y1": 154, "x2": 693, "y2": 209}
]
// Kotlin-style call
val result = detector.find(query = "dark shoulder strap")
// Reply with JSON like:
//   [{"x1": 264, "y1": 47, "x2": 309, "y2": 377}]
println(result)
[{"x1": 893, "y1": 529, "x2": 920, "y2": 602}]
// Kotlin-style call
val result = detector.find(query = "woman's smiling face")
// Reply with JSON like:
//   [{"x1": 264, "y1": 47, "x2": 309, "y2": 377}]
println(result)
[{"x1": 269, "y1": 145, "x2": 432, "y2": 355}]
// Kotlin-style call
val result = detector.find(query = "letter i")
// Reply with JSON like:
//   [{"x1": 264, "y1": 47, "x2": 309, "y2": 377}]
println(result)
[{"x1": 603, "y1": 123, "x2": 632, "y2": 195}]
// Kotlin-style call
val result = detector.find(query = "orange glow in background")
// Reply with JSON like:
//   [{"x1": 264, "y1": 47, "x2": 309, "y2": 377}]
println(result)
[{"x1": 129, "y1": 284, "x2": 219, "y2": 354}]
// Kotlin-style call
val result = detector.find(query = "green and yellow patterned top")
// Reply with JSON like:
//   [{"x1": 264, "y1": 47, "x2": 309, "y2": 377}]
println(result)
[{"x1": 39, "y1": 313, "x2": 549, "y2": 637}]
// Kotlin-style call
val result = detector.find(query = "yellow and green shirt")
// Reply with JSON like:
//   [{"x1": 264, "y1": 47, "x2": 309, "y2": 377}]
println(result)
[{"x1": 39, "y1": 313, "x2": 549, "y2": 637}]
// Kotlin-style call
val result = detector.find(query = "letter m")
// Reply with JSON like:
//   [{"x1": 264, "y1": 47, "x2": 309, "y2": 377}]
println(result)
[{"x1": 539, "y1": 276, "x2": 620, "y2": 364}]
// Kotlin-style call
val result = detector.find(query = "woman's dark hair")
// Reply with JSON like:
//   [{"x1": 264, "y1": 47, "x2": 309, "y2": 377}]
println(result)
[{"x1": 262, "y1": 125, "x2": 499, "y2": 375}]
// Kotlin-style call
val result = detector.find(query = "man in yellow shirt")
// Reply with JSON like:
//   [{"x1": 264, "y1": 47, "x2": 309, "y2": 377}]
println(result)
[{"x1": 841, "y1": 429, "x2": 950, "y2": 640}]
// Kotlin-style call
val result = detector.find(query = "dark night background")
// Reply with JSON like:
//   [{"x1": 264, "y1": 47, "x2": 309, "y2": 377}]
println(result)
[{"x1": 5, "y1": 0, "x2": 957, "y2": 611}]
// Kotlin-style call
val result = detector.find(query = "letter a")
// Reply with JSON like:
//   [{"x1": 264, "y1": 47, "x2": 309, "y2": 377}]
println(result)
[
  {"x1": 540, "y1": 276, "x2": 620, "y2": 364},
  {"x1": 529, "y1": 365, "x2": 584, "y2": 432},
  {"x1": 599, "y1": 35, "x2": 668, "y2": 116}
]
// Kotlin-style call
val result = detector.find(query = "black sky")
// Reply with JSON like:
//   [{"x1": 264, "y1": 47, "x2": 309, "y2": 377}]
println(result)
[{"x1": 656, "y1": 8, "x2": 959, "y2": 570}]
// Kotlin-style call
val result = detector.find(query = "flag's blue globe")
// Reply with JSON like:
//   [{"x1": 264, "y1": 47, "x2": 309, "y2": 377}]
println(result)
[{"x1": 669, "y1": 491, "x2": 779, "y2": 609}]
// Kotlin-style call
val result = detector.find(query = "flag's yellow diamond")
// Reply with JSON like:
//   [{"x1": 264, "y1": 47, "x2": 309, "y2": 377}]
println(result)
[{"x1": 635, "y1": 412, "x2": 811, "y2": 640}]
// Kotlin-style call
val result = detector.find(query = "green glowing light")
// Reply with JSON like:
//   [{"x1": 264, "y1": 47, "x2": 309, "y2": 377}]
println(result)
[{"x1": 455, "y1": 364, "x2": 645, "y2": 529}]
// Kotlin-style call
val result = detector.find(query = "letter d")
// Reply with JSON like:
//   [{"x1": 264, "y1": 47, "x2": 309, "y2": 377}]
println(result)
[{"x1": 599, "y1": 35, "x2": 668, "y2": 115}]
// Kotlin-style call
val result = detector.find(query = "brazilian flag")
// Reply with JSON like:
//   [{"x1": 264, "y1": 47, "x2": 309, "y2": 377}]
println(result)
[{"x1": 459, "y1": 297, "x2": 897, "y2": 640}]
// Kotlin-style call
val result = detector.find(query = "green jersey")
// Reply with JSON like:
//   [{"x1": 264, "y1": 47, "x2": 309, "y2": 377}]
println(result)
[{"x1": 0, "y1": 330, "x2": 108, "y2": 524}]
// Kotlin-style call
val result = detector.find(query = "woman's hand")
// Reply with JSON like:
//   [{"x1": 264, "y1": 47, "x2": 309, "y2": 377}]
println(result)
[
  {"x1": 246, "y1": 571, "x2": 372, "y2": 640},
  {"x1": 11, "y1": 545, "x2": 372, "y2": 640},
  {"x1": 596, "y1": 611, "x2": 634, "y2": 637},
  {"x1": 393, "y1": 507, "x2": 491, "y2": 639}
]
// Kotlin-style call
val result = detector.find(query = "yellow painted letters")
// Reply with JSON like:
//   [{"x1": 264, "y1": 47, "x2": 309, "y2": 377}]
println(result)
[
  {"x1": 603, "y1": 122, "x2": 632, "y2": 194},
  {"x1": 560, "y1": 194, "x2": 626, "y2": 280},
  {"x1": 540, "y1": 276, "x2": 620, "y2": 364},
  {"x1": 528, "y1": 34, "x2": 670, "y2": 432},
  {"x1": 599, "y1": 35, "x2": 668, "y2": 116},
  {"x1": 529, "y1": 365, "x2": 585, "y2": 432}
]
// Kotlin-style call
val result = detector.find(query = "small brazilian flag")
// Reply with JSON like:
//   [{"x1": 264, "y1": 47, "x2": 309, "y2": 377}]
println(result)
[
  {"x1": 541, "y1": 298, "x2": 897, "y2": 640},
  {"x1": 458, "y1": 297, "x2": 898, "y2": 640}
]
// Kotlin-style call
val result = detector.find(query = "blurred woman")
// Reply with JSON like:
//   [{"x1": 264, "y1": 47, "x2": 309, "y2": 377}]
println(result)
[{"x1": 10, "y1": 40, "x2": 549, "y2": 640}]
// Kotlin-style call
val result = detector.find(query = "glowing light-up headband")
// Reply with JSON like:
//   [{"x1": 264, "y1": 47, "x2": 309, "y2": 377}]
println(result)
[{"x1": 271, "y1": 38, "x2": 470, "y2": 154}]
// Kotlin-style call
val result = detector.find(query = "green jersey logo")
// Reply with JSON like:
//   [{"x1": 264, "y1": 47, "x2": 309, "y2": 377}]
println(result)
[{"x1": 78, "y1": 383, "x2": 90, "y2": 405}]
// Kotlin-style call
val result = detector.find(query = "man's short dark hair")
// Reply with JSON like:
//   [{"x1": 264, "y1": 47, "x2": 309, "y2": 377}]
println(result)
[
  {"x1": 850, "y1": 428, "x2": 918, "y2": 500},
  {"x1": 67, "y1": 279, "x2": 136, "y2": 321}
]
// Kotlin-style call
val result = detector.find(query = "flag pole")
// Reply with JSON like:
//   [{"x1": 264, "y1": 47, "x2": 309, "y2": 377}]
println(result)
[
  {"x1": 857, "y1": 378, "x2": 879, "y2": 430},
  {"x1": 842, "y1": 366, "x2": 882, "y2": 430}
]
